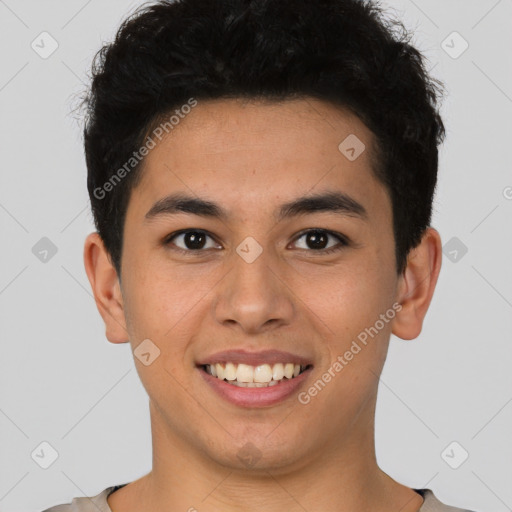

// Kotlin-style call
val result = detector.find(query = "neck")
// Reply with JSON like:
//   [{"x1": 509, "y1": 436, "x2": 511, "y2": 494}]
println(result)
[{"x1": 109, "y1": 398, "x2": 424, "y2": 512}]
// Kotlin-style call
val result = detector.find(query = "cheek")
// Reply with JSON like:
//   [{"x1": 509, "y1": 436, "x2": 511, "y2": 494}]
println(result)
[
  {"x1": 122, "y1": 257, "x2": 215, "y2": 351},
  {"x1": 304, "y1": 270, "x2": 394, "y2": 415},
  {"x1": 292, "y1": 251, "x2": 396, "y2": 374},
  {"x1": 301, "y1": 257, "x2": 392, "y2": 326},
  {"x1": 121, "y1": 266, "x2": 202, "y2": 400}
]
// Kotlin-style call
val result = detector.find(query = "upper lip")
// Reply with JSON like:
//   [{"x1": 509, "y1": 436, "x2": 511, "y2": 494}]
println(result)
[{"x1": 196, "y1": 349, "x2": 314, "y2": 367}]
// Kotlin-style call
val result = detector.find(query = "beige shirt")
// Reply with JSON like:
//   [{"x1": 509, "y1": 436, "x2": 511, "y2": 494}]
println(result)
[{"x1": 41, "y1": 484, "x2": 478, "y2": 512}]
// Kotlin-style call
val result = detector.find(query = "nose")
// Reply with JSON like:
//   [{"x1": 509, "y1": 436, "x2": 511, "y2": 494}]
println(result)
[{"x1": 212, "y1": 244, "x2": 295, "y2": 334}]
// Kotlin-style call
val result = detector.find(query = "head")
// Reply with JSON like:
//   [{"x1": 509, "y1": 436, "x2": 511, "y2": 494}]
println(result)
[{"x1": 83, "y1": 0, "x2": 444, "y2": 473}]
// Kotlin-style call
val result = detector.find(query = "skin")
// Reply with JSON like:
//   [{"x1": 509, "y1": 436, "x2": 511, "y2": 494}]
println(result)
[{"x1": 84, "y1": 97, "x2": 442, "y2": 512}]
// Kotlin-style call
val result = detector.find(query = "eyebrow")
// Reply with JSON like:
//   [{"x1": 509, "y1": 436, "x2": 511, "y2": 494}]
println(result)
[{"x1": 144, "y1": 191, "x2": 368, "y2": 223}]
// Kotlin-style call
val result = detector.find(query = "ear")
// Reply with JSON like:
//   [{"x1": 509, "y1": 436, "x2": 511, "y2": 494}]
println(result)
[
  {"x1": 392, "y1": 227, "x2": 443, "y2": 340},
  {"x1": 83, "y1": 232, "x2": 129, "y2": 343}
]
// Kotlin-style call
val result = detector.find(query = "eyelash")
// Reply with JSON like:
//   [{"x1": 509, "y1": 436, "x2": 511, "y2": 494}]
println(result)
[{"x1": 163, "y1": 228, "x2": 350, "y2": 256}]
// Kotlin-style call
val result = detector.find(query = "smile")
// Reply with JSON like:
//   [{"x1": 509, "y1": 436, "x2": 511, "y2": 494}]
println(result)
[{"x1": 201, "y1": 362, "x2": 312, "y2": 387}]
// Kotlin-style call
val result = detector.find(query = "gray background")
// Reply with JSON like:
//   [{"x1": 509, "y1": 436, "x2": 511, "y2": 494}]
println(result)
[{"x1": 0, "y1": 1, "x2": 511, "y2": 511}]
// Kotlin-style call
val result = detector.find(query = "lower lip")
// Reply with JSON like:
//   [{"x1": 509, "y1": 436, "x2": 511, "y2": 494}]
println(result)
[{"x1": 197, "y1": 366, "x2": 313, "y2": 408}]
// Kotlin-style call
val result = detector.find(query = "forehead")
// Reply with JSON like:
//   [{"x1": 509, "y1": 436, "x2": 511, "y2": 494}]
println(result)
[{"x1": 129, "y1": 97, "x2": 390, "y2": 223}]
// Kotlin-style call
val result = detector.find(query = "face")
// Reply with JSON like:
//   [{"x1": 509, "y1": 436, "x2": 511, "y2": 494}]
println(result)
[{"x1": 88, "y1": 97, "x2": 433, "y2": 475}]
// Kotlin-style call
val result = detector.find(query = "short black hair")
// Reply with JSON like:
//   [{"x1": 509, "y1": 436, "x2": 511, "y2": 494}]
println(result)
[{"x1": 83, "y1": 0, "x2": 446, "y2": 277}]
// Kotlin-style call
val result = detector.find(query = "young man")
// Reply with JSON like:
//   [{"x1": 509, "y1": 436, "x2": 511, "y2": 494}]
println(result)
[{"x1": 44, "y1": 0, "x2": 478, "y2": 511}]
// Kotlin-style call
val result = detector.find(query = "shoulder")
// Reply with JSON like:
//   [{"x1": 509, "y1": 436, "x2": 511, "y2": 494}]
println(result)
[
  {"x1": 40, "y1": 485, "x2": 483, "y2": 512},
  {"x1": 40, "y1": 484, "x2": 124, "y2": 512},
  {"x1": 418, "y1": 488, "x2": 480, "y2": 512}
]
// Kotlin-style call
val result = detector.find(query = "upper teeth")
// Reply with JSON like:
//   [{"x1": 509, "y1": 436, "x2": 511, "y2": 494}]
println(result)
[{"x1": 205, "y1": 362, "x2": 305, "y2": 383}]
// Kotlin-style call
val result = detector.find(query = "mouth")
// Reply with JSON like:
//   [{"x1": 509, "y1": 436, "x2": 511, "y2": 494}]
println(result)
[
  {"x1": 198, "y1": 362, "x2": 313, "y2": 388},
  {"x1": 195, "y1": 350, "x2": 314, "y2": 408}
]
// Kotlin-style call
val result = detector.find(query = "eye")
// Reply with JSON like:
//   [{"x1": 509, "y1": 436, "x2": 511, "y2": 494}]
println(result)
[
  {"x1": 164, "y1": 229, "x2": 221, "y2": 253},
  {"x1": 291, "y1": 229, "x2": 349, "y2": 254},
  {"x1": 164, "y1": 228, "x2": 350, "y2": 256}
]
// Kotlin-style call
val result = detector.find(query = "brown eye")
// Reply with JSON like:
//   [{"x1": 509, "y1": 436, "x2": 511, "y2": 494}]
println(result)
[
  {"x1": 292, "y1": 229, "x2": 349, "y2": 254},
  {"x1": 165, "y1": 230, "x2": 221, "y2": 252}
]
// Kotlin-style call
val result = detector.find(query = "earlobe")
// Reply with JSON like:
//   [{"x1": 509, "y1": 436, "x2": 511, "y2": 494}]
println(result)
[
  {"x1": 83, "y1": 232, "x2": 129, "y2": 343},
  {"x1": 391, "y1": 227, "x2": 443, "y2": 340}
]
